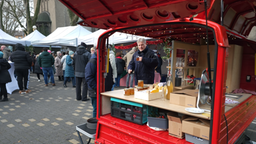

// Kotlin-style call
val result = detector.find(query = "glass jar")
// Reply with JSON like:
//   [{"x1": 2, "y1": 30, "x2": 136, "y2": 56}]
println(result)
[
  {"x1": 129, "y1": 88, "x2": 134, "y2": 95},
  {"x1": 124, "y1": 88, "x2": 131, "y2": 95},
  {"x1": 138, "y1": 80, "x2": 144, "y2": 87}
]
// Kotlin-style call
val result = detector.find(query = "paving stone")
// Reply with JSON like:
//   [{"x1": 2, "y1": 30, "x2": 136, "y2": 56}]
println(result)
[
  {"x1": 66, "y1": 122, "x2": 74, "y2": 125},
  {"x1": 37, "y1": 123, "x2": 45, "y2": 127},
  {"x1": 15, "y1": 119, "x2": 22, "y2": 123},
  {"x1": 2, "y1": 112, "x2": 8, "y2": 115},
  {"x1": 56, "y1": 118, "x2": 63, "y2": 121},
  {"x1": 28, "y1": 119, "x2": 36, "y2": 122},
  {"x1": 22, "y1": 123, "x2": 30, "y2": 127},
  {"x1": 1, "y1": 119, "x2": 8, "y2": 123},
  {"x1": 42, "y1": 118, "x2": 50, "y2": 121},
  {"x1": 69, "y1": 139, "x2": 80, "y2": 144},
  {"x1": 9, "y1": 108, "x2": 15, "y2": 111},
  {"x1": 7, "y1": 124, "x2": 15, "y2": 128}
]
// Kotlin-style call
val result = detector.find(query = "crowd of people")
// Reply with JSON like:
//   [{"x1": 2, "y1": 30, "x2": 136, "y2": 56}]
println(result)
[{"x1": 0, "y1": 38, "x2": 162, "y2": 117}]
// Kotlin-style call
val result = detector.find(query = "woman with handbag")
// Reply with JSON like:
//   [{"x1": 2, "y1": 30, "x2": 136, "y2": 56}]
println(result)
[{"x1": 0, "y1": 51, "x2": 11, "y2": 102}]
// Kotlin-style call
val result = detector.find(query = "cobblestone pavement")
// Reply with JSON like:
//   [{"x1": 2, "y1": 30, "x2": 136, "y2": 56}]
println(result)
[{"x1": 0, "y1": 74, "x2": 94, "y2": 144}]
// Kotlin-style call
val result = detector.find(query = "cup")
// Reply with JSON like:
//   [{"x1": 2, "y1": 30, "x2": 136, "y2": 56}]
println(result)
[{"x1": 136, "y1": 56, "x2": 140, "y2": 61}]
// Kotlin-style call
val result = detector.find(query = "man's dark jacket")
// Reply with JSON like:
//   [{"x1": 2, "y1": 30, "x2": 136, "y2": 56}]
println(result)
[
  {"x1": 115, "y1": 57, "x2": 125, "y2": 75},
  {"x1": 73, "y1": 46, "x2": 91, "y2": 77},
  {"x1": 128, "y1": 47, "x2": 158, "y2": 85},
  {"x1": 10, "y1": 44, "x2": 32, "y2": 70},
  {"x1": 85, "y1": 53, "x2": 97, "y2": 91},
  {"x1": 38, "y1": 51, "x2": 54, "y2": 68}
]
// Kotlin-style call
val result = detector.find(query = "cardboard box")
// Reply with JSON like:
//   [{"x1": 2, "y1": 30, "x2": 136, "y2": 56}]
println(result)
[
  {"x1": 134, "y1": 88, "x2": 163, "y2": 101},
  {"x1": 167, "y1": 112, "x2": 187, "y2": 139},
  {"x1": 169, "y1": 89, "x2": 198, "y2": 107},
  {"x1": 185, "y1": 133, "x2": 209, "y2": 144},
  {"x1": 182, "y1": 117, "x2": 210, "y2": 140}
]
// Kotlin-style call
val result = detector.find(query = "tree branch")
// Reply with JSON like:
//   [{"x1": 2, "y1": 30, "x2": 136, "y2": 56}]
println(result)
[{"x1": 6, "y1": 0, "x2": 27, "y2": 34}]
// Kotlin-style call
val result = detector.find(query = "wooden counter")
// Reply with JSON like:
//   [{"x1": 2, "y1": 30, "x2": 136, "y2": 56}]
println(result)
[{"x1": 101, "y1": 89, "x2": 252, "y2": 121}]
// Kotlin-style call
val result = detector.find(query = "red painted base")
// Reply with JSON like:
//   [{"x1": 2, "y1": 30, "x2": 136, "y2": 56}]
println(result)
[{"x1": 95, "y1": 114, "x2": 193, "y2": 144}]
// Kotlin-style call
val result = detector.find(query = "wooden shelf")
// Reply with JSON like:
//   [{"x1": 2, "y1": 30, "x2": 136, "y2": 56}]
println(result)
[
  {"x1": 174, "y1": 85, "x2": 195, "y2": 90},
  {"x1": 101, "y1": 89, "x2": 210, "y2": 120},
  {"x1": 166, "y1": 66, "x2": 200, "y2": 69}
]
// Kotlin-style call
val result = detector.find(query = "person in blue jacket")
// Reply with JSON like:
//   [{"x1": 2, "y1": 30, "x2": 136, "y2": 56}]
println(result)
[
  {"x1": 85, "y1": 52, "x2": 97, "y2": 117},
  {"x1": 63, "y1": 51, "x2": 76, "y2": 87},
  {"x1": 128, "y1": 38, "x2": 158, "y2": 85}
]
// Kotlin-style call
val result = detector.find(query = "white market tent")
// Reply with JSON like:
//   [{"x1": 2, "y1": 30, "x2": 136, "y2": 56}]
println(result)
[
  {"x1": 0, "y1": 29, "x2": 26, "y2": 45},
  {"x1": 31, "y1": 25, "x2": 92, "y2": 47},
  {"x1": 22, "y1": 30, "x2": 60, "y2": 48},
  {"x1": 78, "y1": 29, "x2": 152, "y2": 46}
]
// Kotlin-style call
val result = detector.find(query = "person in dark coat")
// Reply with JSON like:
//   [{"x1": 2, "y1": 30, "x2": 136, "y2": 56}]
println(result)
[
  {"x1": 128, "y1": 38, "x2": 158, "y2": 85},
  {"x1": 0, "y1": 51, "x2": 11, "y2": 101},
  {"x1": 85, "y1": 53, "x2": 97, "y2": 117},
  {"x1": 64, "y1": 51, "x2": 75, "y2": 87},
  {"x1": 156, "y1": 53, "x2": 163, "y2": 75},
  {"x1": 105, "y1": 61, "x2": 114, "y2": 91},
  {"x1": 10, "y1": 43, "x2": 32, "y2": 94},
  {"x1": 34, "y1": 54, "x2": 43, "y2": 82},
  {"x1": 38, "y1": 48, "x2": 55, "y2": 86},
  {"x1": 115, "y1": 52, "x2": 125, "y2": 87},
  {"x1": 73, "y1": 44, "x2": 91, "y2": 101}
]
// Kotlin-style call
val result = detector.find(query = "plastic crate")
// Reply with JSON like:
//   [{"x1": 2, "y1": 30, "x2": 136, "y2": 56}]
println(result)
[
  {"x1": 147, "y1": 117, "x2": 168, "y2": 129},
  {"x1": 111, "y1": 98, "x2": 147, "y2": 125}
]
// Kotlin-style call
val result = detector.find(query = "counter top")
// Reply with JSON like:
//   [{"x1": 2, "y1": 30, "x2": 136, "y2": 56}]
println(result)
[
  {"x1": 101, "y1": 89, "x2": 211, "y2": 120},
  {"x1": 101, "y1": 89, "x2": 252, "y2": 120}
]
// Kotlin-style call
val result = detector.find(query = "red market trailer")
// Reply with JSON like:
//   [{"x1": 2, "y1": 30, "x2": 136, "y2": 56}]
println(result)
[{"x1": 59, "y1": 0, "x2": 256, "y2": 143}]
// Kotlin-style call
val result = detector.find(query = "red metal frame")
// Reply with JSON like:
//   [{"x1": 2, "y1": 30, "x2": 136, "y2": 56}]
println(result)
[
  {"x1": 58, "y1": 0, "x2": 256, "y2": 143},
  {"x1": 93, "y1": 18, "x2": 231, "y2": 143}
]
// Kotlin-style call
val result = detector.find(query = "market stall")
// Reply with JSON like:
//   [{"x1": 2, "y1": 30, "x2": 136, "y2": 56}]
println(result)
[
  {"x1": 22, "y1": 30, "x2": 61, "y2": 48},
  {"x1": 31, "y1": 25, "x2": 92, "y2": 47},
  {"x1": 60, "y1": 0, "x2": 256, "y2": 143},
  {"x1": 0, "y1": 29, "x2": 26, "y2": 45}
]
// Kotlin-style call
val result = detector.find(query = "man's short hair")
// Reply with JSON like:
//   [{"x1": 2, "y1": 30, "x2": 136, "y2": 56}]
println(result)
[
  {"x1": 43, "y1": 47, "x2": 48, "y2": 52},
  {"x1": 137, "y1": 38, "x2": 146, "y2": 44},
  {"x1": 116, "y1": 52, "x2": 121, "y2": 57}
]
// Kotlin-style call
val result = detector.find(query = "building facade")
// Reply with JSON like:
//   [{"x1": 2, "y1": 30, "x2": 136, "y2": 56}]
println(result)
[{"x1": 33, "y1": 0, "x2": 71, "y2": 35}]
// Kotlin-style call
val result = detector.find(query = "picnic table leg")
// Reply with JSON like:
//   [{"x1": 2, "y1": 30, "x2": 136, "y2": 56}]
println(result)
[
  {"x1": 87, "y1": 138, "x2": 91, "y2": 144},
  {"x1": 77, "y1": 130, "x2": 84, "y2": 144}
]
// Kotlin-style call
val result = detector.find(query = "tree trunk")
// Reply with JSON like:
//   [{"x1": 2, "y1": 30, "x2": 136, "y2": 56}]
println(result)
[
  {"x1": 0, "y1": 0, "x2": 4, "y2": 31},
  {"x1": 24, "y1": 0, "x2": 32, "y2": 34}
]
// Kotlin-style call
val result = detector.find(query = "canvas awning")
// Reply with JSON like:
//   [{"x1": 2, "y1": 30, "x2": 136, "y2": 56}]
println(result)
[{"x1": 31, "y1": 25, "x2": 92, "y2": 47}]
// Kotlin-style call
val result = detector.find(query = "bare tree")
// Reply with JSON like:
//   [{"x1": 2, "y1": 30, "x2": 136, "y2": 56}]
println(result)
[
  {"x1": 6, "y1": 0, "x2": 41, "y2": 35},
  {"x1": 68, "y1": 9, "x2": 79, "y2": 26},
  {"x1": 0, "y1": 0, "x2": 22, "y2": 35}
]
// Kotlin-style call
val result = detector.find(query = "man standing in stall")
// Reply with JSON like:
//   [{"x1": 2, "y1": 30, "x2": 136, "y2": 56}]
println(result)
[{"x1": 128, "y1": 38, "x2": 158, "y2": 85}]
